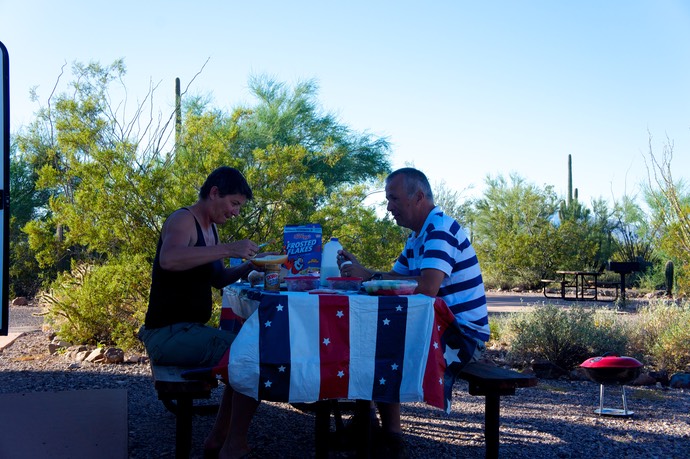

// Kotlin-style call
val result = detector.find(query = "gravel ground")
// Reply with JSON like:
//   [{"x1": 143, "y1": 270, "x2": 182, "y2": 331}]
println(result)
[{"x1": 2, "y1": 304, "x2": 690, "y2": 458}]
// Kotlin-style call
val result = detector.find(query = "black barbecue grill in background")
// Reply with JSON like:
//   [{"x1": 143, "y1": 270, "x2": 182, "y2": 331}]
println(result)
[{"x1": 607, "y1": 261, "x2": 642, "y2": 302}]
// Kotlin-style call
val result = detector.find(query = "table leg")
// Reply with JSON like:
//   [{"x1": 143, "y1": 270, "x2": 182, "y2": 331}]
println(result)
[
  {"x1": 314, "y1": 401, "x2": 331, "y2": 459},
  {"x1": 356, "y1": 400, "x2": 372, "y2": 458}
]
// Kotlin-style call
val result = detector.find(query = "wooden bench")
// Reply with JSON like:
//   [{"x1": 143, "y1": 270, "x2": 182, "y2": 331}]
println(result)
[
  {"x1": 541, "y1": 278, "x2": 569, "y2": 299},
  {"x1": 314, "y1": 361, "x2": 537, "y2": 459},
  {"x1": 150, "y1": 365, "x2": 219, "y2": 458},
  {"x1": 459, "y1": 362, "x2": 538, "y2": 458},
  {"x1": 152, "y1": 363, "x2": 536, "y2": 458}
]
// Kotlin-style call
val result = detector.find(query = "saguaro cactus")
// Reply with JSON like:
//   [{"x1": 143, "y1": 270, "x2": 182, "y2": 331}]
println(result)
[
  {"x1": 175, "y1": 77, "x2": 181, "y2": 151},
  {"x1": 559, "y1": 154, "x2": 583, "y2": 221},
  {"x1": 665, "y1": 260, "x2": 674, "y2": 297},
  {"x1": 567, "y1": 154, "x2": 573, "y2": 206}
]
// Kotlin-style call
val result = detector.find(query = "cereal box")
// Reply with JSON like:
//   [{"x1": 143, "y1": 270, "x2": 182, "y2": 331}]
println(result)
[{"x1": 283, "y1": 224, "x2": 322, "y2": 275}]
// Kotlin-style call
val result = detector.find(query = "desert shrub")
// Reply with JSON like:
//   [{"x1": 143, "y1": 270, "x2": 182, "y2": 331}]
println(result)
[
  {"x1": 39, "y1": 255, "x2": 151, "y2": 351},
  {"x1": 488, "y1": 314, "x2": 512, "y2": 345},
  {"x1": 636, "y1": 262, "x2": 668, "y2": 294},
  {"x1": 626, "y1": 299, "x2": 690, "y2": 372},
  {"x1": 505, "y1": 304, "x2": 628, "y2": 370}
]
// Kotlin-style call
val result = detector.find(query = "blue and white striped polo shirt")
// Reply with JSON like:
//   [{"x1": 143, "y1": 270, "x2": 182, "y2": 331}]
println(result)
[{"x1": 392, "y1": 207, "x2": 489, "y2": 341}]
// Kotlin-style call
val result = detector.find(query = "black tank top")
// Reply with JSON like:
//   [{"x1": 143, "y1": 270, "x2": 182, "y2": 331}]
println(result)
[{"x1": 145, "y1": 208, "x2": 223, "y2": 328}]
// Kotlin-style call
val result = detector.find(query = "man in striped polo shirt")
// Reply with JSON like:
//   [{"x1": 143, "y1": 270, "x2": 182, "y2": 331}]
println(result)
[{"x1": 339, "y1": 167, "x2": 488, "y2": 457}]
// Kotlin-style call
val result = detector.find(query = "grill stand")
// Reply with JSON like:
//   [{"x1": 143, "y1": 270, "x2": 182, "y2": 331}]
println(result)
[{"x1": 594, "y1": 384, "x2": 634, "y2": 417}]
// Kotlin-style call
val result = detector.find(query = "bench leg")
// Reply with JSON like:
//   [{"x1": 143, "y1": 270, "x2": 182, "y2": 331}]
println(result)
[
  {"x1": 314, "y1": 400, "x2": 331, "y2": 459},
  {"x1": 175, "y1": 397, "x2": 193, "y2": 459},
  {"x1": 484, "y1": 394, "x2": 500, "y2": 459}
]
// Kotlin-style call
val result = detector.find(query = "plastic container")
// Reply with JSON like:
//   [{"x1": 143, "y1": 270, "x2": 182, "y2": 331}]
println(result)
[
  {"x1": 286, "y1": 275, "x2": 321, "y2": 292},
  {"x1": 362, "y1": 280, "x2": 418, "y2": 296},
  {"x1": 326, "y1": 277, "x2": 363, "y2": 291},
  {"x1": 320, "y1": 237, "x2": 343, "y2": 286}
]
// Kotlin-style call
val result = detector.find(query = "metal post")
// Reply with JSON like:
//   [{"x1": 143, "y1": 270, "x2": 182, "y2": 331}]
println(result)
[{"x1": 485, "y1": 394, "x2": 500, "y2": 459}]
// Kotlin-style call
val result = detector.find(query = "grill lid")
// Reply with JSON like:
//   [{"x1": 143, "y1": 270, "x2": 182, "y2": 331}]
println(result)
[{"x1": 580, "y1": 354, "x2": 642, "y2": 369}]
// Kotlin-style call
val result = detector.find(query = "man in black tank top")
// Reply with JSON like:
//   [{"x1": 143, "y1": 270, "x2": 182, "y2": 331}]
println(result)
[{"x1": 139, "y1": 166, "x2": 261, "y2": 459}]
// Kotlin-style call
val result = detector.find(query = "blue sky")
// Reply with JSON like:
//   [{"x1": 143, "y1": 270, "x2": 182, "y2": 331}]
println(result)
[{"x1": 1, "y1": 0, "x2": 689, "y2": 206}]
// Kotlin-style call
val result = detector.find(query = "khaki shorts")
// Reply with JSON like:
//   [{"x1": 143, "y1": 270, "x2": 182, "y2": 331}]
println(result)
[
  {"x1": 471, "y1": 337, "x2": 487, "y2": 363},
  {"x1": 138, "y1": 322, "x2": 236, "y2": 367}
]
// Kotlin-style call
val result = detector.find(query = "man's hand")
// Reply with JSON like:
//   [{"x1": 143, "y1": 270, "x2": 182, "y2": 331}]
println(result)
[
  {"x1": 337, "y1": 249, "x2": 371, "y2": 279},
  {"x1": 225, "y1": 239, "x2": 259, "y2": 260}
]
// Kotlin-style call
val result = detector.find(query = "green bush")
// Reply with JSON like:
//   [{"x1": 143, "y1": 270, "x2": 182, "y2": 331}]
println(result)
[
  {"x1": 626, "y1": 300, "x2": 690, "y2": 372},
  {"x1": 39, "y1": 255, "x2": 151, "y2": 351},
  {"x1": 505, "y1": 304, "x2": 628, "y2": 370},
  {"x1": 488, "y1": 314, "x2": 512, "y2": 345},
  {"x1": 636, "y1": 262, "x2": 668, "y2": 293}
]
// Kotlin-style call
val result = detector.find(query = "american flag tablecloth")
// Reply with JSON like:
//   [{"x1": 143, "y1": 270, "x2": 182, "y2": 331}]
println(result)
[{"x1": 222, "y1": 287, "x2": 477, "y2": 413}]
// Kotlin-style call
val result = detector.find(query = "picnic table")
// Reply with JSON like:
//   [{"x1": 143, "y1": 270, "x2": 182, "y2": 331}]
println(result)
[
  {"x1": 542, "y1": 262, "x2": 643, "y2": 302},
  {"x1": 222, "y1": 283, "x2": 536, "y2": 458},
  {"x1": 541, "y1": 270, "x2": 617, "y2": 302}
]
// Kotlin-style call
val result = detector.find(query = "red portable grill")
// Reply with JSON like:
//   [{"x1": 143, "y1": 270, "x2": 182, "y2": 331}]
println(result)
[{"x1": 580, "y1": 354, "x2": 643, "y2": 416}]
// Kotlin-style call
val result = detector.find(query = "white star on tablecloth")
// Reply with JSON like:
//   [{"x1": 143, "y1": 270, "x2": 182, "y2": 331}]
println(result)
[
  {"x1": 383, "y1": 318, "x2": 390, "y2": 326},
  {"x1": 391, "y1": 363, "x2": 399, "y2": 371},
  {"x1": 323, "y1": 338, "x2": 331, "y2": 346},
  {"x1": 433, "y1": 341, "x2": 439, "y2": 349},
  {"x1": 444, "y1": 345, "x2": 462, "y2": 365},
  {"x1": 278, "y1": 366, "x2": 286, "y2": 372},
  {"x1": 336, "y1": 310, "x2": 344, "y2": 318},
  {"x1": 276, "y1": 305, "x2": 284, "y2": 311},
  {"x1": 264, "y1": 320, "x2": 272, "y2": 327},
  {"x1": 396, "y1": 305, "x2": 402, "y2": 312},
  {"x1": 379, "y1": 377, "x2": 386, "y2": 385},
  {"x1": 337, "y1": 370, "x2": 345, "y2": 378},
  {"x1": 264, "y1": 380, "x2": 272, "y2": 388}
]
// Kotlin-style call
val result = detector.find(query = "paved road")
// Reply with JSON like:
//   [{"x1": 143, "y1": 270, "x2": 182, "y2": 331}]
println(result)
[
  {"x1": 485, "y1": 291, "x2": 564, "y2": 313},
  {"x1": 1, "y1": 304, "x2": 45, "y2": 349}
]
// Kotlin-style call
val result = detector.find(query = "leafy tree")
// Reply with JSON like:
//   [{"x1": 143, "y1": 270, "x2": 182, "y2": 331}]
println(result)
[
  {"x1": 8, "y1": 143, "x2": 51, "y2": 296},
  {"x1": 233, "y1": 76, "x2": 391, "y2": 191},
  {"x1": 312, "y1": 181, "x2": 405, "y2": 271},
  {"x1": 433, "y1": 180, "x2": 476, "y2": 239},
  {"x1": 610, "y1": 195, "x2": 654, "y2": 273},
  {"x1": 644, "y1": 135, "x2": 690, "y2": 295},
  {"x1": 172, "y1": 78, "x2": 393, "y2": 248},
  {"x1": 548, "y1": 197, "x2": 617, "y2": 276},
  {"x1": 15, "y1": 60, "x2": 393, "y2": 348},
  {"x1": 473, "y1": 173, "x2": 560, "y2": 289},
  {"x1": 16, "y1": 60, "x2": 175, "y2": 268}
]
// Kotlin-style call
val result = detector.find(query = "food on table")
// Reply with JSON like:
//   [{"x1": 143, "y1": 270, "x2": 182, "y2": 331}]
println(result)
[
  {"x1": 285, "y1": 275, "x2": 321, "y2": 292},
  {"x1": 326, "y1": 277, "x2": 363, "y2": 291},
  {"x1": 362, "y1": 279, "x2": 418, "y2": 296},
  {"x1": 247, "y1": 270, "x2": 264, "y2": 287},
  {"x1": 251, "y1": 254, "x2": 288, "y2": 266}
]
